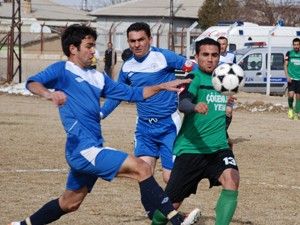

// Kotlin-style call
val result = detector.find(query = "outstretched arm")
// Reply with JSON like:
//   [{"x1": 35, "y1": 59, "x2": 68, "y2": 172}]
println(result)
[
  {"x1": 143, "y1": 78, "x2": 191, "y2": 99},
  {"x1": 27, "y1": 82, "x2": 67, "y2": 106}
]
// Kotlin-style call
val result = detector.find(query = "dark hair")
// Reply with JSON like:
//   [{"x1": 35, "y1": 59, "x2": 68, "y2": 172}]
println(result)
[
  {"x1": 217, "y1": 36, "x2": 228, "y2": 42},
  {"x1": 195, "y1": 38, "x2": 220, "y2": 55},
  {"x1": 61, "y1": 24, "x2": 97, "y2": 57},
  {"x1": 293, "y1": 38, "x2": 300, "y2": 44},
  {"x1": 127, "y1": 22, "x2": 151, "y2": 38}
]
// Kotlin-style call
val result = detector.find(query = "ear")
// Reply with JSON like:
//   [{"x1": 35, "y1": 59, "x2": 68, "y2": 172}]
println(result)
[
  {"x1": 149, "y1": 36, "x2": 153, "y2": 45},
  {"x1": 69, "y1": 44, "x2": 78, "y2": 55}
]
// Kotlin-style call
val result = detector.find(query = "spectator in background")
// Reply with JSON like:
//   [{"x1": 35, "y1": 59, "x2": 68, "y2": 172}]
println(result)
[
  {"x1": 104, "y1": 42, "x2": 117, "y2": 78},
  {"x1": 121, "y1": 48, "x2": 133, "y2": 62}
]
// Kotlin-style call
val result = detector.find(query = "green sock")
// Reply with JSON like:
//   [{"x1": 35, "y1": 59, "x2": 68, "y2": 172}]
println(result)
[
  {"x1": 151, "y1": 210, "x2": 168, "y2": 225},
  {"x1": 288, "y1": 97, "x2": 294, "y2": 109},
  {"x1": 295, "y1": 99, "x2": 300, "y2": 114},
  {"x1": 215, "y1": 189, "x2": 238, "y2": 225}
]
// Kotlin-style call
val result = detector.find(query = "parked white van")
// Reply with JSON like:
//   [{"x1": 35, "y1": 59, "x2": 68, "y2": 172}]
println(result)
[
  {"x1": 236, "y1": 44, "x2": 290, "y2": 95},
  {"x1": 195, "y1": 21, "x2": 300, "y2": 51}
]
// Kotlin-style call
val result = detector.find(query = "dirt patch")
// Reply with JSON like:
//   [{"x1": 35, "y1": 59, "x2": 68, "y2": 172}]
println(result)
[{"x1": 0, "y1": 93, "x2": 299, "y2": 225}]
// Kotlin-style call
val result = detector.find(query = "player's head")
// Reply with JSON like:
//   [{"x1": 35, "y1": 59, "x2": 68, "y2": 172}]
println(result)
[
  {"x1": 126, "y1": 22, "x2": 152, "y2": 58},
  {"x1": 292, "y1": 38, "x2": 300, "y2": 52},
  {"x1": 61, "y1": 24, "x2": 97, "y2": 57},
  {"x1": 195, "y1": 38, "x2": 220, "y2": 74},
  {"x1": 217, "y1": 36, "x2": 228, "y2": 54},
  {"x1": 61, "y1": 24, "x2": 97, "y2": 68}
]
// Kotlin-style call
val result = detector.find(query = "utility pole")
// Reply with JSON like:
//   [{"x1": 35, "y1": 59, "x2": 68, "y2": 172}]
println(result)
[
  {"x1": 169, "y1": 0, "x2": 175, "y2": 51},
  {"x1": 7, "y1": 0, "x2": 22, "y2": 83}
]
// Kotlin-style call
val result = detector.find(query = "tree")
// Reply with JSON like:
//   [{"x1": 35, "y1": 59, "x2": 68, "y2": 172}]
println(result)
[
  {"x1": 198, "y1": 0, "x2": 241, "y2": 29},
  {"x1": 239, "y1": 0, "x2": 299, "y2": 26}
]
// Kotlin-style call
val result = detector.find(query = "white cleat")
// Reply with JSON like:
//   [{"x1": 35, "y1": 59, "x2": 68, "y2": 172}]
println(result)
[
  {"x1": 8, "y1": 222, "x2": 21, "y2": 225},
  {"x1": 181, "y1": 208, "x2": 201, "y2": 225}
]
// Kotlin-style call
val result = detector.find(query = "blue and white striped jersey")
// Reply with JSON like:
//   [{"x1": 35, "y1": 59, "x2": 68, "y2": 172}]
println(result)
[
  {"x1": 26, "y1": 61, "x2": 144, "y2": 147},
  {"x1": 102, "y1": 46, "x2": 187, "y2": 119}
]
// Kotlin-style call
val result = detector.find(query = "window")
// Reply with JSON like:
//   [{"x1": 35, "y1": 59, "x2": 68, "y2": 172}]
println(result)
[
  {"x1": 266, "y1": 53, "x2": 284, "y2": 70},
  {"x1": 239, "y1": 53, "x2": 262, "y2": 71}
]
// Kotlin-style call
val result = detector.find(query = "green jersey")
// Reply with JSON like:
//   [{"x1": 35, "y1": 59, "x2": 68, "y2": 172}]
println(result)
[
  {"x1": 174, "y1": 69, "x2": 229, "y2": 156},
  {"x1": 286, "y1": 50, "x2": 300, "y2": 80}
]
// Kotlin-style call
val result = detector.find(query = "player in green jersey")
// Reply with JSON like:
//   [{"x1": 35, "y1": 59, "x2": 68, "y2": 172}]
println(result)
[
  {"x1": 284, "y1": 38, "x2": 300, "y2": 120},
  {"x1": 151, "y1": 38, "x2": 239, "y2": 225}
]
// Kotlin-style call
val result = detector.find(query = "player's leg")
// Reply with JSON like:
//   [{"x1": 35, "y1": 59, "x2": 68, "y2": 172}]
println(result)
[
  {"x1": 117, "y1": 154, "x2": 184, "y2": 225},
  {"x1": 152, "y1": 154, "x2": 203, "y2": 225},
  {"x1": 159, "y1": 111, "x2": 182, "y2": 184},
  {"x1": 10, "y1": 187, "x2": 89, "y2": 225},
  {"x1": 212, "y1": 150, "x2": 239, "y2": 225},
  {"x1": 287, "y1": 81, "x2": 295, "y2": 119},
  {"x1": 293, "y1": 81, "x2": 300, "y2": 120}
]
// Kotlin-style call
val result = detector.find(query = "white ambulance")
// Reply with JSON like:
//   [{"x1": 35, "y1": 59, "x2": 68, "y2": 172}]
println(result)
[
  {"x1": 235, "y1": 43, "x2": 290, "y2": 95},
  {"x1": 195, "y1": 21, "x2": 300, "y2": 51}
]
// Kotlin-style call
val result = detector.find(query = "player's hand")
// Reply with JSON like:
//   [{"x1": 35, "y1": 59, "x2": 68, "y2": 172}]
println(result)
[
  {"x1": 194, "y1": 102, "x2": 208, "y2": 114},
  {"x1": 45, "y1": 91, "x2": 67, "y2": 106},
  {"x1": 160, "y1": 78, "x2": 192, "y2": 92}
]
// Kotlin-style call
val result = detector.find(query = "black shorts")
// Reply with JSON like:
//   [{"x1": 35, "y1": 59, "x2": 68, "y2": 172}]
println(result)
[
  {"x1": 165, "y1": 149, "x2": 238, "y2": 203},
  {"x1": 288, "y1": 79, "x2": 300, "y2": 94}
]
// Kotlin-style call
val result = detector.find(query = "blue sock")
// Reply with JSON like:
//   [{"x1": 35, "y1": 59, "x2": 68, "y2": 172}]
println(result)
[
  {"x1": 139, "y1": 176, "x2": 183, "y2": 225},
  {"x1": 22, "y1": 198, "x2": 66, "y2": 225}
]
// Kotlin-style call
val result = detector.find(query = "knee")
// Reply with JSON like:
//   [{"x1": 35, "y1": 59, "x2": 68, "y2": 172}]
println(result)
[
  {"x1": 59, "y1": 192, "x2": 86, "y2": 213},
  {"x1": 135, "y1": 158, "x2": 152, "y2": 180},
  {"x1": 219, "y1": 169, "x2": 240, "y2": 190}
]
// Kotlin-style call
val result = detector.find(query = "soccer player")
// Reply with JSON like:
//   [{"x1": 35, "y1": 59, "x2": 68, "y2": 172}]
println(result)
[
  {"x1": 101, "y1": 22, "x2": 194, "y2": 184},
  {"x1": 284, "y1": 37, "x2": 300, "y2": 120},
  {"x1": 152, "y1": 38, "x2": 240, "y2": 225},
  {"x1": 9, "y1": 24, "x2": 193, "y2": 225},
  {"x1": 217, "y1": 36, "x2": 237, "y2": 148}
]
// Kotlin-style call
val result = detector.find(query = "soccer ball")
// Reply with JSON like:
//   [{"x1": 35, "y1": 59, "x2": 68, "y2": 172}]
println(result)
[{"x1": 212, "y1": 63, "x2": 244, "y2": 95}]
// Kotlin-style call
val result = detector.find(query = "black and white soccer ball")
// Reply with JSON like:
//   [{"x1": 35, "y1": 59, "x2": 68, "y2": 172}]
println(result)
[{"x1": 212, "y1": 63, "x2": 244, "y2": 95}]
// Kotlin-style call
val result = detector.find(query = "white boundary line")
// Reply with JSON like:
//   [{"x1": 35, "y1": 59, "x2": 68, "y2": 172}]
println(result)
[
  {"x1": 0, "y1": 168, "x2": 68, "y2": 173},
  {"x1": 1, "y1": 169, "x2": 299, "y2": 190},
  {"x1": 243, "y1": 180, "x2": 300, "y2": 190}
]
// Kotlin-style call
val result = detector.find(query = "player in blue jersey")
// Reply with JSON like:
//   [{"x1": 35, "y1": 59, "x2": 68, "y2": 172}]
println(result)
[
  {"x1": 101, "y1": 22, "x2": 194, "y2": 185},
  {"x1": 9, "y1": 24, "x2": 194, "y2": 225}
]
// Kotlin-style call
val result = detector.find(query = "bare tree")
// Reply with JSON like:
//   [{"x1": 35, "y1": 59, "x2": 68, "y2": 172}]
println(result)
[{"x1": 239, "y1": 0, "x2": 299, "y2": 26}]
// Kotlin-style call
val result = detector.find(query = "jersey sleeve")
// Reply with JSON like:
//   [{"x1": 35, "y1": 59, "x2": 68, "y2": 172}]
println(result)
[
  {"x1": 101, "y1": 71, "x2": 142, "y2": 118},
  {"x1": 285, "y1": 51, "x2": 290, "y2": 61},
  {"x1": 26, "y1": 62, "x2": 64, "y2": 90},
  {"x1": 161, "y1": 49, "x2": 187, "y2": 70}
]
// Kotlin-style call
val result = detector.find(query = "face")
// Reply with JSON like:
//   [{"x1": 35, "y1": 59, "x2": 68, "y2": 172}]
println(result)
[
  {"x1": 195, "y1": 44, "x2": 220, "y2": 74},
  {"x1": 70, "y1": 35, "x2": 96, "y2": 68},
  {"x1": 218, "y1": 39, "x2": 228, "y2": 54},
  {"x1": 293, "y1": 41, "x2": 300, "y2": 52},
  {"x1": 127, "y1": 30, "x2": 152, "y2": 58}
]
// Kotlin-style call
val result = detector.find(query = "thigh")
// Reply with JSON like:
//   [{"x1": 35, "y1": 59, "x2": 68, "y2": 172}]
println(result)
[
  {"x1": 67, "y1": 147, "x2": 128, "y2": 191},
  {"x1": 205, "y1": 149, "x2": 239, "y2": 188},
  {"x1": 288, "y1": 80, "x2": 296, "y2": 92},
  {"x1": 295, "y1": 80, "x2": 300, "y2": 94},
  {"x1": 165, "y1": 154, "x2": 207, "y2": 203}
]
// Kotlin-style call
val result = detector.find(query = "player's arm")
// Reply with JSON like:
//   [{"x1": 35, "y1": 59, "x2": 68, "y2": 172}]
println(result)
[
  {"x1": 163, "y1": 48, "x2": 194, "y2": 72},
  {"x1": 143, "y1": 78, "x2": 191, "y2": 99},
  {"x1": 178, "y1": 74, "x2": 208, "y2": 114},
  {"x1": 26, "y1": 62, "x2": 66, "y2": 107},
  {"x1": 27, "y1": 82, "x2": 66, "y2": 106},
  {"x1": 101, "y1": 71, "x2": 129, "y2": 119},
  {"x1": 284, "y1": 51, "x2": 291, "y2": 82}
]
